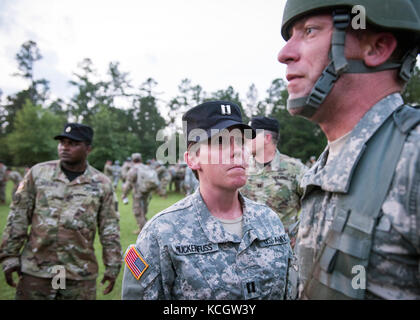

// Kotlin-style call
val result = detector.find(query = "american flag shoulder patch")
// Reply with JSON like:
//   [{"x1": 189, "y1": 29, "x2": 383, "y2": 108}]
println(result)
[{"x1": 124, "y1": 246, "x2": 149, "y2": 280}]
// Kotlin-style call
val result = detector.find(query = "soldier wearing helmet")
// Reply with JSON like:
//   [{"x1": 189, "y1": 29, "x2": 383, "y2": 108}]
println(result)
[{"x1": 278, "y1": 0, "x2": 420, "y2": 299}]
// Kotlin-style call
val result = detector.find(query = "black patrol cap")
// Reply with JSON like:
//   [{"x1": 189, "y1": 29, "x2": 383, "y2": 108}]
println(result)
[
  {"x1": 54, "y1": 123, "x2": 94, "y2": 144},
  {"x1": 250, "y1": 116, "x2": 279, "y2": 134},
  {"x1": 182, "y1": 100, "x2": 255, "y2": 144}
]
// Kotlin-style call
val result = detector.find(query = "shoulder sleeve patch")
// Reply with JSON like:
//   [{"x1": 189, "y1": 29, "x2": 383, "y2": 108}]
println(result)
[{"x1": 124, "y1": 246, "x2": 149, "y2": 280}]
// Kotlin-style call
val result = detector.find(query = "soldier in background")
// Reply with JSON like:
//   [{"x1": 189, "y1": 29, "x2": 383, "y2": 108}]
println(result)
[
  {"x1": 183, "y1": 166, "x2": 198, "y2": 196},
  {"x1": 5, "y1": 169, "x2": 23, "y2": 202},
  {"x1": 155, "y1": 161, "x2": 171, "y2": 198},
  {"x1": 122, "y1": 153, "x2": 160, "y2": 234},
  {"x1": 167, "y1": 165, "x2": 176, "y2": 191},
  {"x1": 103, "y1": 160, "x2": 113, "y2": 179},
  {"x1": 0, "y1": 123, "x2": 121, "y2": 300},
  {"x1": 121, "y1": 157, "x2": 132, "y2": 184},
  {"x1": 111, "y1": 160, "x2": 121, "y2": 189},
  {"x1": 0, "y1": 160, "x2": 7, "y2": 205},
  {"x1": 241, "y1": 116, "x2": 307, "y2": 246},
  {"x1": 174, "y1": 162, "x2": 187, "y2": 193}
]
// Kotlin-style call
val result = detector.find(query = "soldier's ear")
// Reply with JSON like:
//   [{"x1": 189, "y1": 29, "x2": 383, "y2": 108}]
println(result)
[
  {"x1": 264, "y1": 133, "x2": 272, "y2": 145},
  {"x1": 185, "y1": 149, "x2": 200, "y2": 171},
  {"x1": 360, "y1": 32, "x2": 397, "y2": 67},
  {"x1": 85, "y1": 143, "x2": 92, "y2": 154}
]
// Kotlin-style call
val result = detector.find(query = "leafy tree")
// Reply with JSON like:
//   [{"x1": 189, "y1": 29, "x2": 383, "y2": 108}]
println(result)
[
  {"x1": 244, "y1": 83, "x2": 266, "y2": 117},
  {"x1": 6, "y1": 99, "x2": 64, "y2": 166},
  {"x1": 402, "y1": 66, "x2": 420, "y2": 105},
  {"x1": 68, "y1": 58, "x2": 105, "y2": 124},
  {"x1": 88, "y1": 105, "x2": 138, "y2": 170},
  {"x1": 13, "y1": 40, "x2": 49, "y2": 104},
  {"x1": 167, "y1": 79, "x2": 205, "y2": 132},
  {"x1": 132, "y1": 84, "x2": 167, "y2": 161},
  {"x1": 2, "y1": 41, "x2": 50, "y2": 135}
]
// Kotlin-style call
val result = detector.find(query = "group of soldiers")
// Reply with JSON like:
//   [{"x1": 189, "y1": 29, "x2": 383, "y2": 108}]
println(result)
[
  {"x1": 103, "y1": 157, "x2": 198, "y2": 195},
  {"x1": 1, "y1": 0, "x2": 420, "y2": 301},
  {"x1": 0, "y1": 160, "x2": 24, "y2": 205},
  {"x1": 102, "y1": 155, "x2": 199, "y2": 234}
]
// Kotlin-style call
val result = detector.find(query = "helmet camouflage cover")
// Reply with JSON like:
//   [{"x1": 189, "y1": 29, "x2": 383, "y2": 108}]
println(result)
[
  {"x1": 281, "y1": 0, "x2": 420, "y2": 118},
  {"x1": 282, "y1": 0, "x2": 420, "y2": 41}
]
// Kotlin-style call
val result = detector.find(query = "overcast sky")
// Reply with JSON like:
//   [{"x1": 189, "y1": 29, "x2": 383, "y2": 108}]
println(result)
[{"x1": 0, "y1": 0, "x2": 288, "y2": 106}]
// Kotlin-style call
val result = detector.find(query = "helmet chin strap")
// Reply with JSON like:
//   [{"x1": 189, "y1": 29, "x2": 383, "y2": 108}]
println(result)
[{"x1": 287, "y1": 9, "x2": 417, "y2": 119}]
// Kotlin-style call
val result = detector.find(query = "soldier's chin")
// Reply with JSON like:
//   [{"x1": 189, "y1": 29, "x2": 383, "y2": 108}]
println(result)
[
  {"x1": 60, "y1": 158, "x2": 77, "y2": 165},
  {"x1": 229, "y1": 175, "x2": 247, "y2": 190},
  {"x1": 287, "y1": 103, "x2": 318, "y2": 119}
]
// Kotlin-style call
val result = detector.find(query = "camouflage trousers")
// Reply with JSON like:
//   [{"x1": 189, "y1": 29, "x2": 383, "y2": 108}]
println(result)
[
  {"x1": 158, "y1": 178, "x2": 171, "y2": 196},
  {"x1": 15, "y1": 273, "x2": 96, "y2": 300},
  {"x1": 132, "y1": 193, "x2": 151, "y2": 231},
  {"x1": 0, "y1": 182, "x2": 5, "y2": 202}
]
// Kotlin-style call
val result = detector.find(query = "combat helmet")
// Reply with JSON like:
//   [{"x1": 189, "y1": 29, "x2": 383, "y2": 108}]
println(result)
[{"x1": 281, "y1": 0, "x2": 420, "y2": 117}]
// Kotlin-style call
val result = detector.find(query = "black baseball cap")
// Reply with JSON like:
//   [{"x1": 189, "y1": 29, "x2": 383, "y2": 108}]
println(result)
[
  {"x1": 54, "y1": 123, "x2": 94, "y2": 144},
  {"x1": 250, "y1": 116, "x2": 279, "y2": 134},
  {"x1": 182, "y1": 100, "x2": 255, "y2": 144}
]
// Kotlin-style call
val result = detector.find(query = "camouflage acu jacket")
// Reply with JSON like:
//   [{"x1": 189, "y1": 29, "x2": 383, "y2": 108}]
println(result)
[
  {"x1": 121, "y1": 161, "x2": 132, "y2": 180},
  {"x1": 0, "y1": 160, "x2": 122, "y2": 280},
  {"x1": 156, "y1": 166, "x2": 171, "y2": 183},
  {"x1": 296, "y1": 93, "x2": 420, "y2": 299},
  {"x1": 0, "y1": 164, "x2": 7, "y2": 182},
  {"x1": 241, "y1": 150, "x2": 307, "y2": 230},
  {"x1": 122, "y1": 189, "x2": 297, "y2": 300},
  {"x1": 122, "y1": 163, "x2": 160, "y2": 198},
  {"x1": 8, "y1": 171, "x2": 22, "y2": 185}
]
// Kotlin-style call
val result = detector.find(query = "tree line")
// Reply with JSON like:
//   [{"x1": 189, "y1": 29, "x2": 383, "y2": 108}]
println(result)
[{"x1": 1, "y1": 40, "x2": 419, "y2": 171}]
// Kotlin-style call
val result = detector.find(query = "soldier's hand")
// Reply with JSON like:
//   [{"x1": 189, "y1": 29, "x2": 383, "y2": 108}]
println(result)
[
  {"x1": 101, "y1": 275, "x2": 116, "y2": 295},
  {"x1": 4, "y1": 266, "x2": 22, "y2": 288}
]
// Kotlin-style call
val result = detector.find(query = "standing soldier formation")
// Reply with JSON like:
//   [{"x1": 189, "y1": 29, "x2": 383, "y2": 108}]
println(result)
[
  {"x1": 155, "y1": 161, "x2": 172, "y2": 198},
  {"x1": 279, "y1": 0, "x2": 420, "y2": 299},
  {"x1": 0, "y1": 123, "x2": 122, "y2": 300},
  {"x1": 0, "y1": 160, "x2": 7, "y2": 205},
  {"x1": 183, "y1": 166, "x2": 199, "y2": 196},
  {"x1": 103, "y1": 160, "x2": 113, "y2": 179},
  {"x1": 111, "y1": 160, "x2": 121, "y2": 189},
  {"x1": 241, "y1": 116, "x2": 307, "y2": 246},
  {"x1": 173, "y1": 162, "x2": 187, "y2": 193},
  {"x1": 5, "y1": 169, "x2": 23, "y2": 202},
  {"x1": 122, "y1": 101, "x2": 297, "y2": 300},
  {"x1": 122, "y1": 153, "x2": 160, "y2": 234},
  {"x1": 121, "y1": 157, "x2": 132, "y2": 184}
]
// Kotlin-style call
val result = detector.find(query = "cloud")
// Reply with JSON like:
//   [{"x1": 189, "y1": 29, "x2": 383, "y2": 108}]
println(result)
[{"x1": 0, "y1": 0, "x2": 287, "y2": 105}]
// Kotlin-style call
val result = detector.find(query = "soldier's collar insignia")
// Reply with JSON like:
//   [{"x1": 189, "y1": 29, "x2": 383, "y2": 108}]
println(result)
[
  {"x1": 124, "y1": 246, "x2": 149, "y2": 280},
  {"x1": 65, "y1": 126, "x2": 71, "y2": 132}
]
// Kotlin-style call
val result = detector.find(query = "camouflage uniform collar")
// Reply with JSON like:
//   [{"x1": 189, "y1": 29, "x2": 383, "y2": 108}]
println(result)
[
  {"x1": 269, "y1": 149, "x2": 283, "y2": 171},
  {"x1": 192, "y1": 188, "x2": 273, "y2": 244},
  {"x1": 301, "y1": 93, "x2": 404, "y2": 193},
  {"x1": 54, "y1": 160, "x2": 94, "y2": 184},
  {"x1": 246, "y1": 149, "x2": 282, "y2": 175}
]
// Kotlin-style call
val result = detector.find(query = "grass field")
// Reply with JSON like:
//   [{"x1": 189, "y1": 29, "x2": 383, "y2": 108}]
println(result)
[{"x1": 0, "y1": 180, "x2": 183, "y2": 300}]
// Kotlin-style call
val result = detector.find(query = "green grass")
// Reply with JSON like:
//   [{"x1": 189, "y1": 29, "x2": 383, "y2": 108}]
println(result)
[{"x1": 0, "y1": 180, "x2": 183, "y2": 300}]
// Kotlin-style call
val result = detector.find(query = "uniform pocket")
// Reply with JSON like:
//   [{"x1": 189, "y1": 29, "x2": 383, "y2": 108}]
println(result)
[{"x1": 252, "y1": 235, "x2": 291, "y2": 299}]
